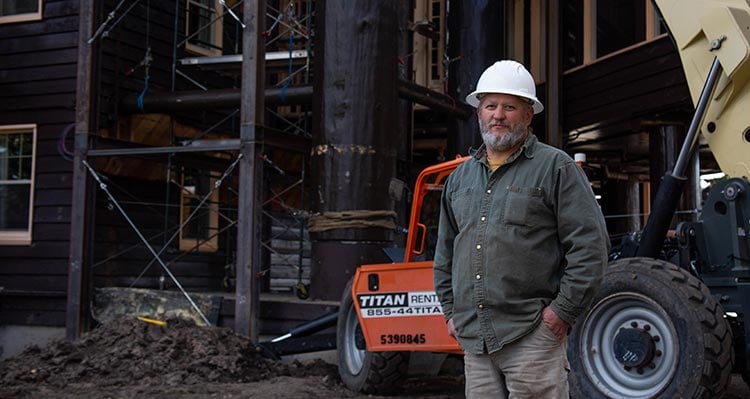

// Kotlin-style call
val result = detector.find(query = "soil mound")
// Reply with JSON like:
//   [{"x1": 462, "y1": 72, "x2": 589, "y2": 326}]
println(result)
[{"x1": 0, "y1": 317, "x2": 333, "y2": 388}]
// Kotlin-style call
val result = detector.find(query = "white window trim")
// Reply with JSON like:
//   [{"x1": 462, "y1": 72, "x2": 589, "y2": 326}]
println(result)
[
  {"x1": 0, "y1": 124, "x2": 36, "y2": 246},
  {"x1": 0, "y1": 0, "x2": 43, "y2": 24},
  {"x1": 185, "y1": 0, "x2": 224, "y2": 57}
]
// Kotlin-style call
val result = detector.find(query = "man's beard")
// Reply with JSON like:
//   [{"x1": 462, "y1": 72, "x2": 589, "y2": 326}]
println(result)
[{"x1": 479, "y1": 119, "x2": 528, "y2": 152}]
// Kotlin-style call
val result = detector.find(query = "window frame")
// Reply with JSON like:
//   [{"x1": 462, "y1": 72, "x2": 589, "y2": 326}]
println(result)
[
  {"x1": 0, "y1": 124, "x2": 37, "y2": 246},
  {"x1": 412, "y1": 0, "x2": 446, "y2": 93},
  {"x1": 178, "y1": 169, "x2": 219, "y2": 253},
  {"x1": 0, "y1": 0, "x2": 42, "y2": 24},
  {"x1": 507, "y1": 0, "x2": 545, "y2": 84},
  {"x1": 563, "y1": 0, "x2": 664, "y2": 73},
  {"x1": 185, "y1": 0, "x2": 224, "y2": 57}
]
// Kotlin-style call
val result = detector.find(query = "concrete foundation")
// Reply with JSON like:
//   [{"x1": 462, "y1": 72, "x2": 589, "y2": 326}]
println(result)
[{"x1": 0, "y1": 325, "x2": 64, "y2": 360}]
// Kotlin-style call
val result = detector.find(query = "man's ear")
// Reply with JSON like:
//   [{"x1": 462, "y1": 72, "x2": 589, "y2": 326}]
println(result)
[{"x1": 525, "y1": 107, "x2": 534, "y2": 124}]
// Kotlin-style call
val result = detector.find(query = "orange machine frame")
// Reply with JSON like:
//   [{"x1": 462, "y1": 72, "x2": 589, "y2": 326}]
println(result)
[{"x1": 352, "y1": 156, "x2": 467, "y2": 353}]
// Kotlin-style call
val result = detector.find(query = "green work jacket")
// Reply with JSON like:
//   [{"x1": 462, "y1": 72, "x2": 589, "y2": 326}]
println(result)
[{"x1": 433, "y1": 134, "x2": 609, "y2": 354}]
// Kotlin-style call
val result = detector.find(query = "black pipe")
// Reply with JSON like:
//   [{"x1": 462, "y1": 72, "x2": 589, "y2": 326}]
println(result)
[
  {"x1": 120, "y1": 86, "x2": 314, "y2": 113},
  {"x1": 259, "y1": 333, "x2": 337, "y2": 358},
  {"x1": 122, "y1": 81, "x2": 471, "y2": 117},
  {"x1": 397, "y1": 79, "x2": 473, "y2": 119},
  {"x1": 268, "y1": 311, "x2": 339, "y2": 343}
]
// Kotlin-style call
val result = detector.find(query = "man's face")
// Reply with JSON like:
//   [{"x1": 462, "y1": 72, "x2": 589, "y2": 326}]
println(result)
[{"x1": 477, "y1": 93, "x2": 534, "y2": 152}]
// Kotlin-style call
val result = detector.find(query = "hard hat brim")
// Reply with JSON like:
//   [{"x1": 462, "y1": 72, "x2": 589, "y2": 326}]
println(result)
[{"x1": 465, "y1": 90, "x2": 544, "y2": 114}]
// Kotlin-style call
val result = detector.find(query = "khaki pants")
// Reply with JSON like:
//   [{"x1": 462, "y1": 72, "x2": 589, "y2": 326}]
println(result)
[{"x1": 463, "y1": 322, "x2": 570, "y2": 399}]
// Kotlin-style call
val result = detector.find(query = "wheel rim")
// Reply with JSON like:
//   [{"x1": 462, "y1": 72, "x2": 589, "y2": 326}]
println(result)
[
  {"x1": 342, "y1": 303, "x2": 366, "y2": 375},
  {"x1": 579, "y1": 292, "x2": 679, "y2": 399}
]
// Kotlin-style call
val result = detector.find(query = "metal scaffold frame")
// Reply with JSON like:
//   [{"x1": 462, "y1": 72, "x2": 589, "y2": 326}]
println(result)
[{"x1": 68, "y1": 0, "x2": 315, "y2": 341}]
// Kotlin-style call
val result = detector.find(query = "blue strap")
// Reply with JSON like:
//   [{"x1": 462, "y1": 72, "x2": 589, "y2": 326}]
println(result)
[
  {"x1": 280, "y1": 33, "x2": 294, "y2": 103},
  {"x1": 137, "y1": 74, "x2": 150, "y2": 112}
]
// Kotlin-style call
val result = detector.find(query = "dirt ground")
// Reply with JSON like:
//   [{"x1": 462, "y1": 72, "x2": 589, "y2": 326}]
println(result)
[
  {"x1": 0, "y1": 316, "x2": 747, "y2": 398},
  {"x1": 0, "y1": 317, "x2": 462, "y2": 399}
]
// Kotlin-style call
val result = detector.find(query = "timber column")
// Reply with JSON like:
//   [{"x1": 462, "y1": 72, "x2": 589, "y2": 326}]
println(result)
[
  {"x1": 446, "y1": 0, "x2": 505, "y2": 156},
  {"x1": 310, "y1": 0, "x2": 399, "y2": 300}
]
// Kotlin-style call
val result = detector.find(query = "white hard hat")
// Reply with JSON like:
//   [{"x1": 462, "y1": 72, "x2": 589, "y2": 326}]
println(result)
[{"x1": 466, "y1": 60, "x2": 544, "y2": 114}]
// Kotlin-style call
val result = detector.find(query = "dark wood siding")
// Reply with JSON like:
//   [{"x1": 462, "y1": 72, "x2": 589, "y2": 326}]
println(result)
[
  {"x1": 0, "y1": 0, "x2": 79, "y2": 327},
  {"x1": 90, "y1": 175, "x2": 230, "y2": 292},
  {"x1": 562, "y1": 35, "x2": 691, "y2": 132}
]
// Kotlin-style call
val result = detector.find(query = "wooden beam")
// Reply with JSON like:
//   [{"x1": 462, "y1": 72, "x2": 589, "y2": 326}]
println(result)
[
  {"x1": 545, "y1": 0, "x2": 563, "y2": 148},
  {"x1": 67, "y1": 0, "x2": 95, "y2": 341},
  {"x1": 235, "y1": 0, "x2": 266, "y2": 341}
]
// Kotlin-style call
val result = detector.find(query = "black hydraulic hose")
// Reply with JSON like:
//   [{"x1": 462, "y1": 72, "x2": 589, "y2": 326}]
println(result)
[
  {"x1": 636, "y1": 174, "x2": 687, "y2": 258},
  {"x1": 269, "y1": 311, "x2": 339, "y2": 343},
  {"x1": 635, "y1": 57, "x2": 723, "y2": 258}
]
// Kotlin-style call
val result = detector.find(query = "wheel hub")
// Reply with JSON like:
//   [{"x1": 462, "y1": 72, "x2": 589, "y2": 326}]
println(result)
[{"x1": 612, "y1": 324, "x2": 657, "y2": 369}]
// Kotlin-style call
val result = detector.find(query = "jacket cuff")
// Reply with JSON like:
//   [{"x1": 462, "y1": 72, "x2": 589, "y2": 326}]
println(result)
[
  {"x1": 442, "y1": 305, "x2": 453, "y2": 323},
  {"x1": 550, "y1": 295, "x2": 581, "y2": 326}
]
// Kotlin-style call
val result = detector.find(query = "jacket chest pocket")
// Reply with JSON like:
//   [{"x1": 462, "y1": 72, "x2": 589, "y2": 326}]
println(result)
[
  {"x1": 502, "y1": 186, "x2": 551, "y2": 227},
  {"x1": 451, "y1": 187, "x2": 475, "y2": 227}
]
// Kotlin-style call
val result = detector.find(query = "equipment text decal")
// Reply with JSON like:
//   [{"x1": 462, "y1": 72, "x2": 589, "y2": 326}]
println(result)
[{"x1": 357, "y1": 291, "x2": 443, "y2": 318}]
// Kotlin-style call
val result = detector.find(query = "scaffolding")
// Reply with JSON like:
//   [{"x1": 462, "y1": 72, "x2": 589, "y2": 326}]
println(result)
[{"x1": 69, "y1": 0, "x2": 316, "y2": 341}]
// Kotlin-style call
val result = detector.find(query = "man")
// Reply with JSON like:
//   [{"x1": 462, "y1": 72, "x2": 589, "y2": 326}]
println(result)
[{"x1": 433, "y1": 60, "x2": 609, "y2": 398}]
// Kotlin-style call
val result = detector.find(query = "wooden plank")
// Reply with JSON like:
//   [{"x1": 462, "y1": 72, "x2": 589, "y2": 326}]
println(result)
[
  {"x1": 0, "y1": 31, "x2": 77, "y2": 55},
  {"x1": 0, "y1": 295, "x2": 67, "y2": 311},
  {"x1": 0, "y1": 48, "x2": 78, "y2": 69},
  {"x1": 0, "y1": 15, "x2": 79, "y2": 40},
  {"x1": 564, "y1": 36, "x2": 677, "y2": 86},
  {"x1": 565, "y1": 85, "x2": 690, "y2": 132},
  {"x1": 0, "y1": 259, "x2": 69, "y2": 274},
  {"x1": 0, "y1": 241, "x2": 71, "y2": 258},
  {"x1": 0, "y1": 109, "x2": 75, "y2": 125},
  {"x1": 30, "y1": 224, "x2": 72, "y2": 242},
  {"x1": 0, "y1": 275, "x2": 69, "y2": 291},
  {"x1": 0, "y1": 66, "x2": 77, "y2": 85},
  {"x1": 34, "y1": 173, "x2": 74, "y2": 189},
  {"x1": 92, "y1": 259, "x2": 226, "y2": 277},
  {"x1": 564, "y1": 54, "x2": 683, "y2": 106},
  {"x1": 0, "y1": 310, "x2": 66, "y2": 327},
  {"x1": 34, "y1": 189, "x2": 73, "y2": 206},
  {"x1": 565, "y1": 67, "x2": 687, "y2": 121},
  {"x1": 0, "y1": 79, "x2": 76, "y2": 97},
  {"x1": 91, "y1": 276, "x2": 226, "y2": 291}
]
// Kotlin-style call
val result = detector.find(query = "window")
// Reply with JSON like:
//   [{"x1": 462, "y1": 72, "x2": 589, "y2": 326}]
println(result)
[
  {"x1": 185, "y1": 0, "x2": 223, "y2": 57},
  {"x1": 179, "y1": 169, "x2": 218, "y2": 252},
  {"x1": 0, "y1": 124, "x2": 36, "y2": 245},
  {"x1": 562, "y1": 0, "x2": 662, "y2": 71},
  {"x1": 507, "y1": 0, "x2": 545, "y2": 83},
  {"x1": 428, "y1": 0, "x2": 444, "y2": 85},
  {"x1": 0, "y1": 0, "x2": 42, "y2": 24},
  {"x1": 413, "y1": 0, "x2": 446, "y2": 92},
  {"x1": 595, "y1": 1, "x2": 645, "y2": 58},
  {"x1": 562, "y1": 0, "x2": 585, "y2": 71}
]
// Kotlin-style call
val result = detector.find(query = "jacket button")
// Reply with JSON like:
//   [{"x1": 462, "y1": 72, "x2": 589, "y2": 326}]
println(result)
[
  {"x1": 476, "y1": 244, "x2": 481, "y2": 250},
  {"x1": 480, "y1": 216, "x2": 486, "y2": 222},
  {"x1": 476, "y1": 274, "x2": 481, "y2": 280}
]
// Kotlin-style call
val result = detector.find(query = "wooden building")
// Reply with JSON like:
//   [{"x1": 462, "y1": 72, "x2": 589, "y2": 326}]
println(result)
[{"x1": 0, "y1": 0, "x2": 705, "y2": 357}]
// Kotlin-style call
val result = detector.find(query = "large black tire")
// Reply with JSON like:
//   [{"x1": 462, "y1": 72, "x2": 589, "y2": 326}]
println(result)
[
  {"x1": 569, "y1": 258, "x2": 733, "y2": 399},
  {"x1": 337, "y1": 278, "x2": 409, "y2": 394}
]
